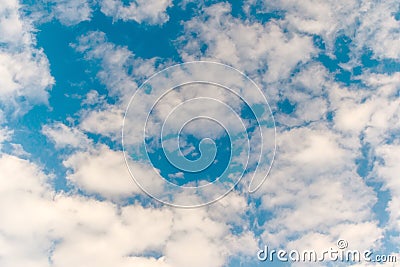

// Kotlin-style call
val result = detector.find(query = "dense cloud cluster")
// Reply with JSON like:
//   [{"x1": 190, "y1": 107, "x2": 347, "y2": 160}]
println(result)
[{"x1": 0, "y1": 0, "x2": 399, "y2": 266}]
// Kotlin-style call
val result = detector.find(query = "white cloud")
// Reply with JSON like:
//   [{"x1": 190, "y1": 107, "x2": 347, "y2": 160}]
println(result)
[
  {"x1": 168, "y1": 171, "x2": 184, "y2": 179},
  {"x1": 74, "y1": 31, "x2": 157, "y2": 101},
  {"x1": 52, "y1": 0, "x2": 92, "y2": 26},
  {"x1": 19, "y1": 0, "x2": 93, "y2": 26},
  {"x1": 42, "y1": 122, "x2": 144, "y2": 200},
  {"x1": 51, "y1": 201, "x2": 174, "y2": 267},
  {"x1": 71, "y1": 31, "x2": 159, "y2": 143},
  {"x1": 0, "y1": 50, "x2": 54, "y2": 114},
  {"x1": 255, "y1": 0, "x2": 400, "y2": 59},
  {"x1": 82, "y1": 89, "x2": 106, "y2": 106},
  {"x1": 0, "y1": 153, "x2": 168, "y2": 266},
  {"x1": 374, "y1": 144, "x2": 400, "y2": 233},
  {"x1": 9, "y1": 143, "x2": 30, "y2": 157},
  {"x1": 361, "y1": 73, "x2": 400, "y2": 145},
  {"x1": 0, "y1": 126, "x2": 12, "y2": 148},
  {"x1": 257, "y1": 124, "x2": 381, "y2": 251},
  {"x1": 63, "y1": 145, "x2": 141, "y2": 199},
  {"x1": 250, "y1": 61, "x2": 331, "y2": 128},
  {"x1": 100, "y1": 0, "x2": 173, "y2": 25},
  {"x1": 178, "y1": 2, "x2": 315, "y2": 82},
  {"x1": 260, "y1": 0, "x2": 359, "y2": 44},
  {"x1": 0, "y1": 154, "x2": 55, "y2": 267},
  {"x1": 330, "y1": 72, "x2": 400, "y2": 144},
  {"x1": 67, "y1": 8, "x2": 396, "y2": 259},
  {"x1": 0, "y1": 0, "x2": 32, "y2": 46},
  {"x1": 165, "y1": 230, "x2": 225, "y2": 267},
  {"x1": 292, "y1": 63, "x2": 329, "y2": 94},
  {"x1": 0, "y1": 0, "x2": 54, "y2": 115},
  {"x1": 165, "y1": 204, "x2": 258, "y2": 267},
  {"x1": 0, "y1": 152, "x2": 259, "y2": 267},
  {"x1": 330, "y1": 222, "x2": 383, "y2": 251},
  {"x1": 2, "y1": 1, "x2": 397, "y2": 265},
  {"x1": 42, "y1": 122, "x2": 92, "y2": 149},
  {"x1": 79, "y1": 105, "x2": 123, "y2": 140},
  {"x1": 355, "y1": 0, "x2": 400, "y2": 59}
]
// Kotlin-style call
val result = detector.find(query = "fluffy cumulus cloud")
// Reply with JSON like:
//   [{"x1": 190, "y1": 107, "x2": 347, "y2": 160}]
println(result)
[
  {"x1": 69, "y1": 30, "x2": 159, "y2": 147},
  {"x1": 1, "y1": 0, "x2": 399, "y2": 266},
  {"x1": 38, "y1": 117, "x2": 257, "y2": 265},
  {"x1": 100, "y1": 0, "x2": 173, "y2": 25},
  {"x1": 21, "y1": 0, "x2": 92, "y2": 26},
  {"x1": 255, "y1": 0, "x2": 400, "y2": 59},
  {"x1": 173, "y1": 0, "x2": 398, "y2": 261},
  {"x1": 259, "y1": 125, "x2": 382, "y2": 251},
  {"x1": 41, "y1": 122, "x2": 142, "y2": 199},
  {"x1": 51, "y1": 0, "x2": 92, "y2": 26},
  {"x1": 0, "y1": 151, "x2": 257, "y2": 267},
  {"x1": 354, "y1": 0, "x2": 400, "y2": 59},
  {"x1": 73, "y1": 30, "x2": 158, "y2": 101},
  {"x1": 0, "y1": 153, "x2": 174, "y2": 267},
  {"x1": 0, "y1": 0, "x2": 54, "y2": 115},
  {"x1": 374, "y1": 144, "x2": 400, "y2": 232},
  {"x1": 62, "y1": 145, "x2": 142, "y2": 199},
  {"x1": 178, "y1": 2, "x2": 315, "y2": 82},
  {"x1": 42, "y1": 122, "x2": 92, "y2": 149}
]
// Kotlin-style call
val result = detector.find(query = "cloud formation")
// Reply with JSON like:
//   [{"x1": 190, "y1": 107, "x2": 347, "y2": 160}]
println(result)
[
  {"x1": 100, "y1": 0, "x2": 173, "y2": 25},
  {"x1": 0, "y1": 0, "x2": 53, "y2": 115},
  {"x1": 0, "y1": 0, "x2": 399, "y2": 266}
]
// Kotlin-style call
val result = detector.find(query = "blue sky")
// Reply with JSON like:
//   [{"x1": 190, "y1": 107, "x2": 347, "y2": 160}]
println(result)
[{"x1": 0, "y1": 0, "x2": 399, "y2": 266}]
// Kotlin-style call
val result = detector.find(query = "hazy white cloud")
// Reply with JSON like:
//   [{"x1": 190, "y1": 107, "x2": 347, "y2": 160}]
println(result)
[
  {"x1": 73, "y1": 31, "x2": 158, "y2": 102},
  {"x1": 361, "y1": 73, "x2": 400, "y2": 145},
  {"x1": 355, "y1": 0, "x2": 400, "y2": 59},
  {"x1": 71, "y1": 31, "x2": 159, "y2": 143},
  {"x1": 100, "y1": 0, "x2": 173, "y2": 25},
  {"x1": 257, "y1": 123, "x2": 381, "y2": 251},
  {"x1": 331, "y1": 72, "x2": 400, "y2": 143},
  {"x1": 68, "y1": 4, "x2": 398, "y2": 260},
  {"x1": 259, "y1": 0, "x2": 360, "y2": 45},
  {"x1": 70, "y1": 31, "x2": 175, "y2": 188},
  {"x1": 42, "y1": 122, "x2": 92, "y2": 149},
  {"x1": 42, "y1": 121, "x2": 144, "y2": 199},
  {"x1": 0, "y1": 126, "x2": 12, "y2": 148},
  {"x1": 19, "y1": 0, "x2": 93, "y2": 26},
  {"x1": 165, "y1": 204, "x2": 258, "y2": 267},
  {"x1": 52, "y1": 0, "x2": 92, "y2": 26},
  {"x1": 254, "y1": 0, "x2": 400, "y2": 59},
  {"x1": 79, "y1": 105, "x2": 124, "y2": 140},
  {"x1": 0, "y1": 0, "x2": 32, "y2": 46},
  {"x1": 2, "y1": 0, "x2": 398, "y2": 266},
  {"x1": 0, "y1": 153, "x2": 167, "y2": 266},
  {"x1": 9, "y1": 143, "x2": 30, "y2": 157},
  {"x1": 82, "y1": 89, "x2": 106, "y2": 106},
  {"x1": 179, "y1": 2, "x2": 315, "y2": 82},
  {"x1": 274, "y1": 63, "x2": 331, "y2": 127},
  {"x1": 0, "y1": 0, "x2": 54, "y2": 115},
  {"x1": 0, "y1": 151, "x2": 259, "y2": 267},
  {"x1": 374, "y1": 144, "x2": 400, "y2": 233},
  {"x1": 255, "y1": 70, "x2": 395, "y2": 251},
  {"x1": 0, "y1": 154, "x2": 55, "y2": 267},
  {"x1": 63, "y1": 145, "x2": 141, "y2": 199}
]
